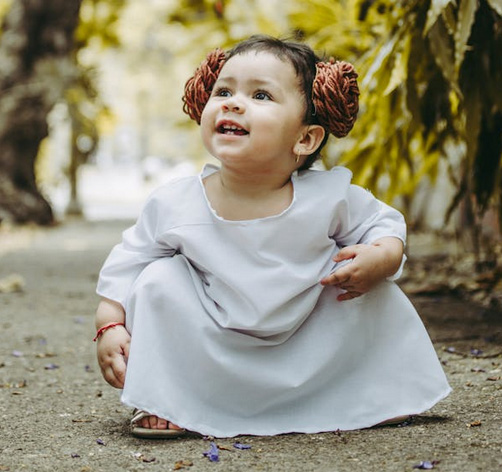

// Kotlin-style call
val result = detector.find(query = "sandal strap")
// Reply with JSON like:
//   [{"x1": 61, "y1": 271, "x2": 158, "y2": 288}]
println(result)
[
  {"x1": 130, "y1": 408, "x2": 187, "y2": 433},
  {"x1": 131, "y1": 409, "x2": 150, "y2": 425}
]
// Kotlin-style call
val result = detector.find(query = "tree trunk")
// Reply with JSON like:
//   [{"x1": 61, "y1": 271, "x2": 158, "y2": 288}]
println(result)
[{"x1": 0, "y1": 0, "x2": 82, "y2": 224}]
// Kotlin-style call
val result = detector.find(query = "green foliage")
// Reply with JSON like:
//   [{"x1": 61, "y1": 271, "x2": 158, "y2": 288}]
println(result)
[
  {"x1": 76, "y1": 0, "x2": 125, "y2": 48},
  {"x1": 289, "y1": 0, "x2": 502, "y2": 229},
  {"x1": 0, "y1": 0, "x2": 12, "y2": 27},
  {"x1": 153, "y1": 0, "x2": 502, "y2": 228},
  {"x1": 288, "y1": 0, "x2": 381, "y2": 58}
]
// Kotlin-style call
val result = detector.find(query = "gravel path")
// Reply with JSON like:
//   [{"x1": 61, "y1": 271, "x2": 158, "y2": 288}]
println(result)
[{"x1": 1, "y1": 219, "x2": 501, "y2": 472}]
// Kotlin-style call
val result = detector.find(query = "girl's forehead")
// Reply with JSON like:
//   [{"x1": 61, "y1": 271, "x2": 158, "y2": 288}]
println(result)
[{"x1": 219, "y1": 51, "x2": 298, "y2": 84}]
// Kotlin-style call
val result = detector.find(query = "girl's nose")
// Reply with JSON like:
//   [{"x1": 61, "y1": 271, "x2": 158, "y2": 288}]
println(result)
[{"x1": 222, "y1": 97, "x2": 244, "y2": 113}]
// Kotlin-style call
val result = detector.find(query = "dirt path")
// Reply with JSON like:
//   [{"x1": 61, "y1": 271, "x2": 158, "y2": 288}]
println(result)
[{"x1": 1, "y1": 219, "x2": 501, "y2": 472}]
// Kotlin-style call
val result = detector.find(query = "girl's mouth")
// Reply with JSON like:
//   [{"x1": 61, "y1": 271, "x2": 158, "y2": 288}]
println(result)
[{"x1": 217, "y1": 122, "x2": 249, "y2": 136}]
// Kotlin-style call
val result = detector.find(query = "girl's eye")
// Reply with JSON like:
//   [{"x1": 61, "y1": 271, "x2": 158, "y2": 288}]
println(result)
[
  {"x1": 254, "y1": 91, "x2": 272, "y2": 101},
  {"x1": 214, "y1": 88, "x2": 231, "y2": 97}
]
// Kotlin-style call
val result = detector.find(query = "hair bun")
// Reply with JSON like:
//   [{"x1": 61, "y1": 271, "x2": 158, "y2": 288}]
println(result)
[
  {"x1": 313, "y1": 60, "x2": 359, "y2": 138},
  {"x1": 182, "y1": 49, "x2": 226, "y2": 124}
]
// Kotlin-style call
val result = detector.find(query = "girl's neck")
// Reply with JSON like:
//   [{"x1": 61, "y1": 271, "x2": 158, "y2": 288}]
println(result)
[
  {"x1": 217, "y1": 165, "x2": 292, "y2": 198},
  {"x1": 203, "y1": 166, "x2": 295, "y2": 221}
]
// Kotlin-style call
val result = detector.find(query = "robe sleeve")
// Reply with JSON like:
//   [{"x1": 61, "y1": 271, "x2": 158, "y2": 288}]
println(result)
[
  {"x1": 96, "y1": 190, "x2": 177, "y2": 308},
  {"x1": 330, "y1": 184, "x2": 407, "y2": 280}
]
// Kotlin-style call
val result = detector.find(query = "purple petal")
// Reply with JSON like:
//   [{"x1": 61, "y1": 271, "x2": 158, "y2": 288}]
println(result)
[
  {"x1": 233, "y1": 442, "x2": 252, "y2": 450},
  {"x1": 470, "y1": 348, "x2": 483, "y2": 356},
  {"x1": 44, "y1": 363, "x2": 59, "y2": 370},
  {"x1": 71, "y1": 453, "x2": 80, "y2": 458},
  {"x1": 446, "y1": 347, "x2": 456, "y2": 353},
  {"x1": 96, "y1": 438, "x2": 106, "y2": 446},
  {"x1": 203, "y1": 442, "x2": 219, "y2": 462},
  {"x1": 12, "y1": 350, "x2": 23, "y2": 357},
  {"x1": 413, "y1": 461, "x2": 437, "y2": 470}
]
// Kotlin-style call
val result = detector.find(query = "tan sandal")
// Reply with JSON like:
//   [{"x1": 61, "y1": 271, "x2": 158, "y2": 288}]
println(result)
[{"x1": 131, "y1": 409, "x2": 195, "y2": 439}]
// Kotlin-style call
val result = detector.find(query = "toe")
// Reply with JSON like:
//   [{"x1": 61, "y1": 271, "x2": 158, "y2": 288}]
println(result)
[
  {"x1": 148, "y1": 415, "x2": 158, "y2": 429},
  {"x1": 157, "y1": 418, "x2": 168, "y2": 429}
]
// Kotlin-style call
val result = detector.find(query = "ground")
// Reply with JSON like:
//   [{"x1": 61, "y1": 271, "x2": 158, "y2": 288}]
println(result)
[{"x1": 0, "y1": 219, "x2": 501, "y2": 472}]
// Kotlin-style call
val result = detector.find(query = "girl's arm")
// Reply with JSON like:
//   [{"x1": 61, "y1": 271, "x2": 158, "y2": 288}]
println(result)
[
  {"x1": 320, "y1": 236, "x2": 404, "y2": 301},
  {"x1": 95, "y1": 297, "x2": 130, "y2": 389}
]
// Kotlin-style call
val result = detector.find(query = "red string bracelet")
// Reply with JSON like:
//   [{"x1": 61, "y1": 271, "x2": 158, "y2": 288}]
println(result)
[{"x1": 93, "y1": 322, "x2": 125, "y2": 342}]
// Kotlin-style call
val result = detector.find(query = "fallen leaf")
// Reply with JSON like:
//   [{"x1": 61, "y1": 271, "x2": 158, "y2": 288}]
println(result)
[
  {"x1": 174, "y1": 460, "x2": 193, "y2": 470},
  {"x1": 0, "y1": 274, "x2": 25, "y2": 293},
  {"x1": 35, "y1": 352, "x2": 56, "y2": 358},
  {"x1": 487, "y1": 376, "x2": 500, "y2": 381},
  {"x1": 467, "y1": 420, "x2": 482, "y2": 427}
]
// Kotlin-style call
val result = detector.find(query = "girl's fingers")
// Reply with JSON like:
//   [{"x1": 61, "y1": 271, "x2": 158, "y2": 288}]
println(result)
[
  {"x1": 321, "y1": 271, "x2": 350, "y2": 286},
  {"x1": 100, "y1": 353, "x2": 127, "y2": 388},
  {"x1": 337, "y1": 291, "x2": 361, "y2": 301},
  {"x1": 103, "y1": 366, "x2": 122, "y2": 388},
  {"x1": 123, "y1": 341, "x2": 130, "y2": 361},
  {"x1": 111, "y1": 355, "x2": 127, "y2": 387},
  {"x1": 333, "y1": 245, "x2": 361, "y2": 262}
]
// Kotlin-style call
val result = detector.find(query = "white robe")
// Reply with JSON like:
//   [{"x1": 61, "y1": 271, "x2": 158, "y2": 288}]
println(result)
[{"x1": 97, "y1": 164, "x2": 451, "y2": 437}]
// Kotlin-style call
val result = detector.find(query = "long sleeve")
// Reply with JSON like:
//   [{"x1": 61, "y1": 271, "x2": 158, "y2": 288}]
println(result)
[
  {"x1": 331, "y1": 185, "x2": 406, "y2": 246},
  {"x1": 96, "y1": 191, "x2": 176, "y2": 308},
  {"x1": 330, "y1": 183, "x2": 407, "y2": 280}
]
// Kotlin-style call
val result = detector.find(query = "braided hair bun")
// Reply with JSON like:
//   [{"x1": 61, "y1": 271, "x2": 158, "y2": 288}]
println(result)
[
  {"x1": 313, "y1": 59, "x2": 359, "y2": 138},
  {"x1": 181, "y1": 42, "x2": 360, "y2": 143},
  {"x1": 182, "y1": 49, "x2": 226, "y2": 124}
]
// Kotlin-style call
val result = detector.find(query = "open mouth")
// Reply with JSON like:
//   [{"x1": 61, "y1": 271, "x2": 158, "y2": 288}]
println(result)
[{"x1": 217, "y1": 123, "x2": 249, "y2": 136}]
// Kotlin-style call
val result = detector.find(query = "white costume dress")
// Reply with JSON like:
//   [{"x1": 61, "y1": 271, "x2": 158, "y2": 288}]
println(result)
[{"x1": 97, "y1": 164, "x2": 451, "y2": 437}]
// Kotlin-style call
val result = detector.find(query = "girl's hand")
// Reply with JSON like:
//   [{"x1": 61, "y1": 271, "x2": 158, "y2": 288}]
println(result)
[
  {"x1": 320, "y1": 237, "x2": 403, "y2": 301},
  {"x1": 96, "y1": 325, "x2": 130, "y2": 389}
]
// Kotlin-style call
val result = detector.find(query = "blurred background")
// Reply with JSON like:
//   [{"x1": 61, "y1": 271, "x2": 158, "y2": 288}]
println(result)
[{"x1": 0, "y1": 0, "x2": 501, "y2": 302}]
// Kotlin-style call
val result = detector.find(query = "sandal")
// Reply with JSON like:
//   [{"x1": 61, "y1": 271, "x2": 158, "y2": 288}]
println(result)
[{"x1": 131, "y1": 409, "x2": 196, "y2": 439}]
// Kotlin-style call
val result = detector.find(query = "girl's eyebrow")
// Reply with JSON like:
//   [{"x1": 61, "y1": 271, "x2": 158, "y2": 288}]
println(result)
[{"x1": 216, "y1": 76, "x2": 280, "y2": 89}]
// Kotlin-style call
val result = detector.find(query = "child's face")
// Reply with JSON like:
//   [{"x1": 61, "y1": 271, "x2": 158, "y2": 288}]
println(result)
[{"x1": 200, "y1": 51, "x2": 308, "y2": 174}]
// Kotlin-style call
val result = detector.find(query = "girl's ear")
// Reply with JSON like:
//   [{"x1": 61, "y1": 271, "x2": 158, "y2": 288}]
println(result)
[{"x1": 295, "y1": 125, "x2": 325, "y2": 156}]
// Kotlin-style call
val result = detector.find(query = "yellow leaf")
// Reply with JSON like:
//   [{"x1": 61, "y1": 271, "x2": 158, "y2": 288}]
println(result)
[
  {"x1": 455, "y1": 0, "x2": 478, "y2": 76},
  {"x1": 384, "y1": 35, "x2": 411, "y2": 95},
  {"x1": 425, "y1": 0, "x2": 455, "y2": 33},
  {"x1": 486, "y1": 0, "x2": 502, "y2": 16}
]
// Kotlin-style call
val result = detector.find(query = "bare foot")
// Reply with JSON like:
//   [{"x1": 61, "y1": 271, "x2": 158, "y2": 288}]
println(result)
[{"x1": 137, "y1": 414, "x2": 182, "y2": 431}]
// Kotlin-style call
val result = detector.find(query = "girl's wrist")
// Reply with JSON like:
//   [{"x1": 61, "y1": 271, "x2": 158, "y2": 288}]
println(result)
[{"x1": 93, "y1": 322, "x2": 125, "y2": 342}]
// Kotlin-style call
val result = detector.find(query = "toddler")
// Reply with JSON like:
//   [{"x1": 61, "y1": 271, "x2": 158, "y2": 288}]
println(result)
[{"x1": 95, "y1": 35, "x2": 451, "y2": 438}]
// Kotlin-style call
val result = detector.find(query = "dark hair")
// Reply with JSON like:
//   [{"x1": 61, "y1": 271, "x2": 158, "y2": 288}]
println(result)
[{"x1": 183, "y1": 35, "x2": 359, "y2": 170}]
